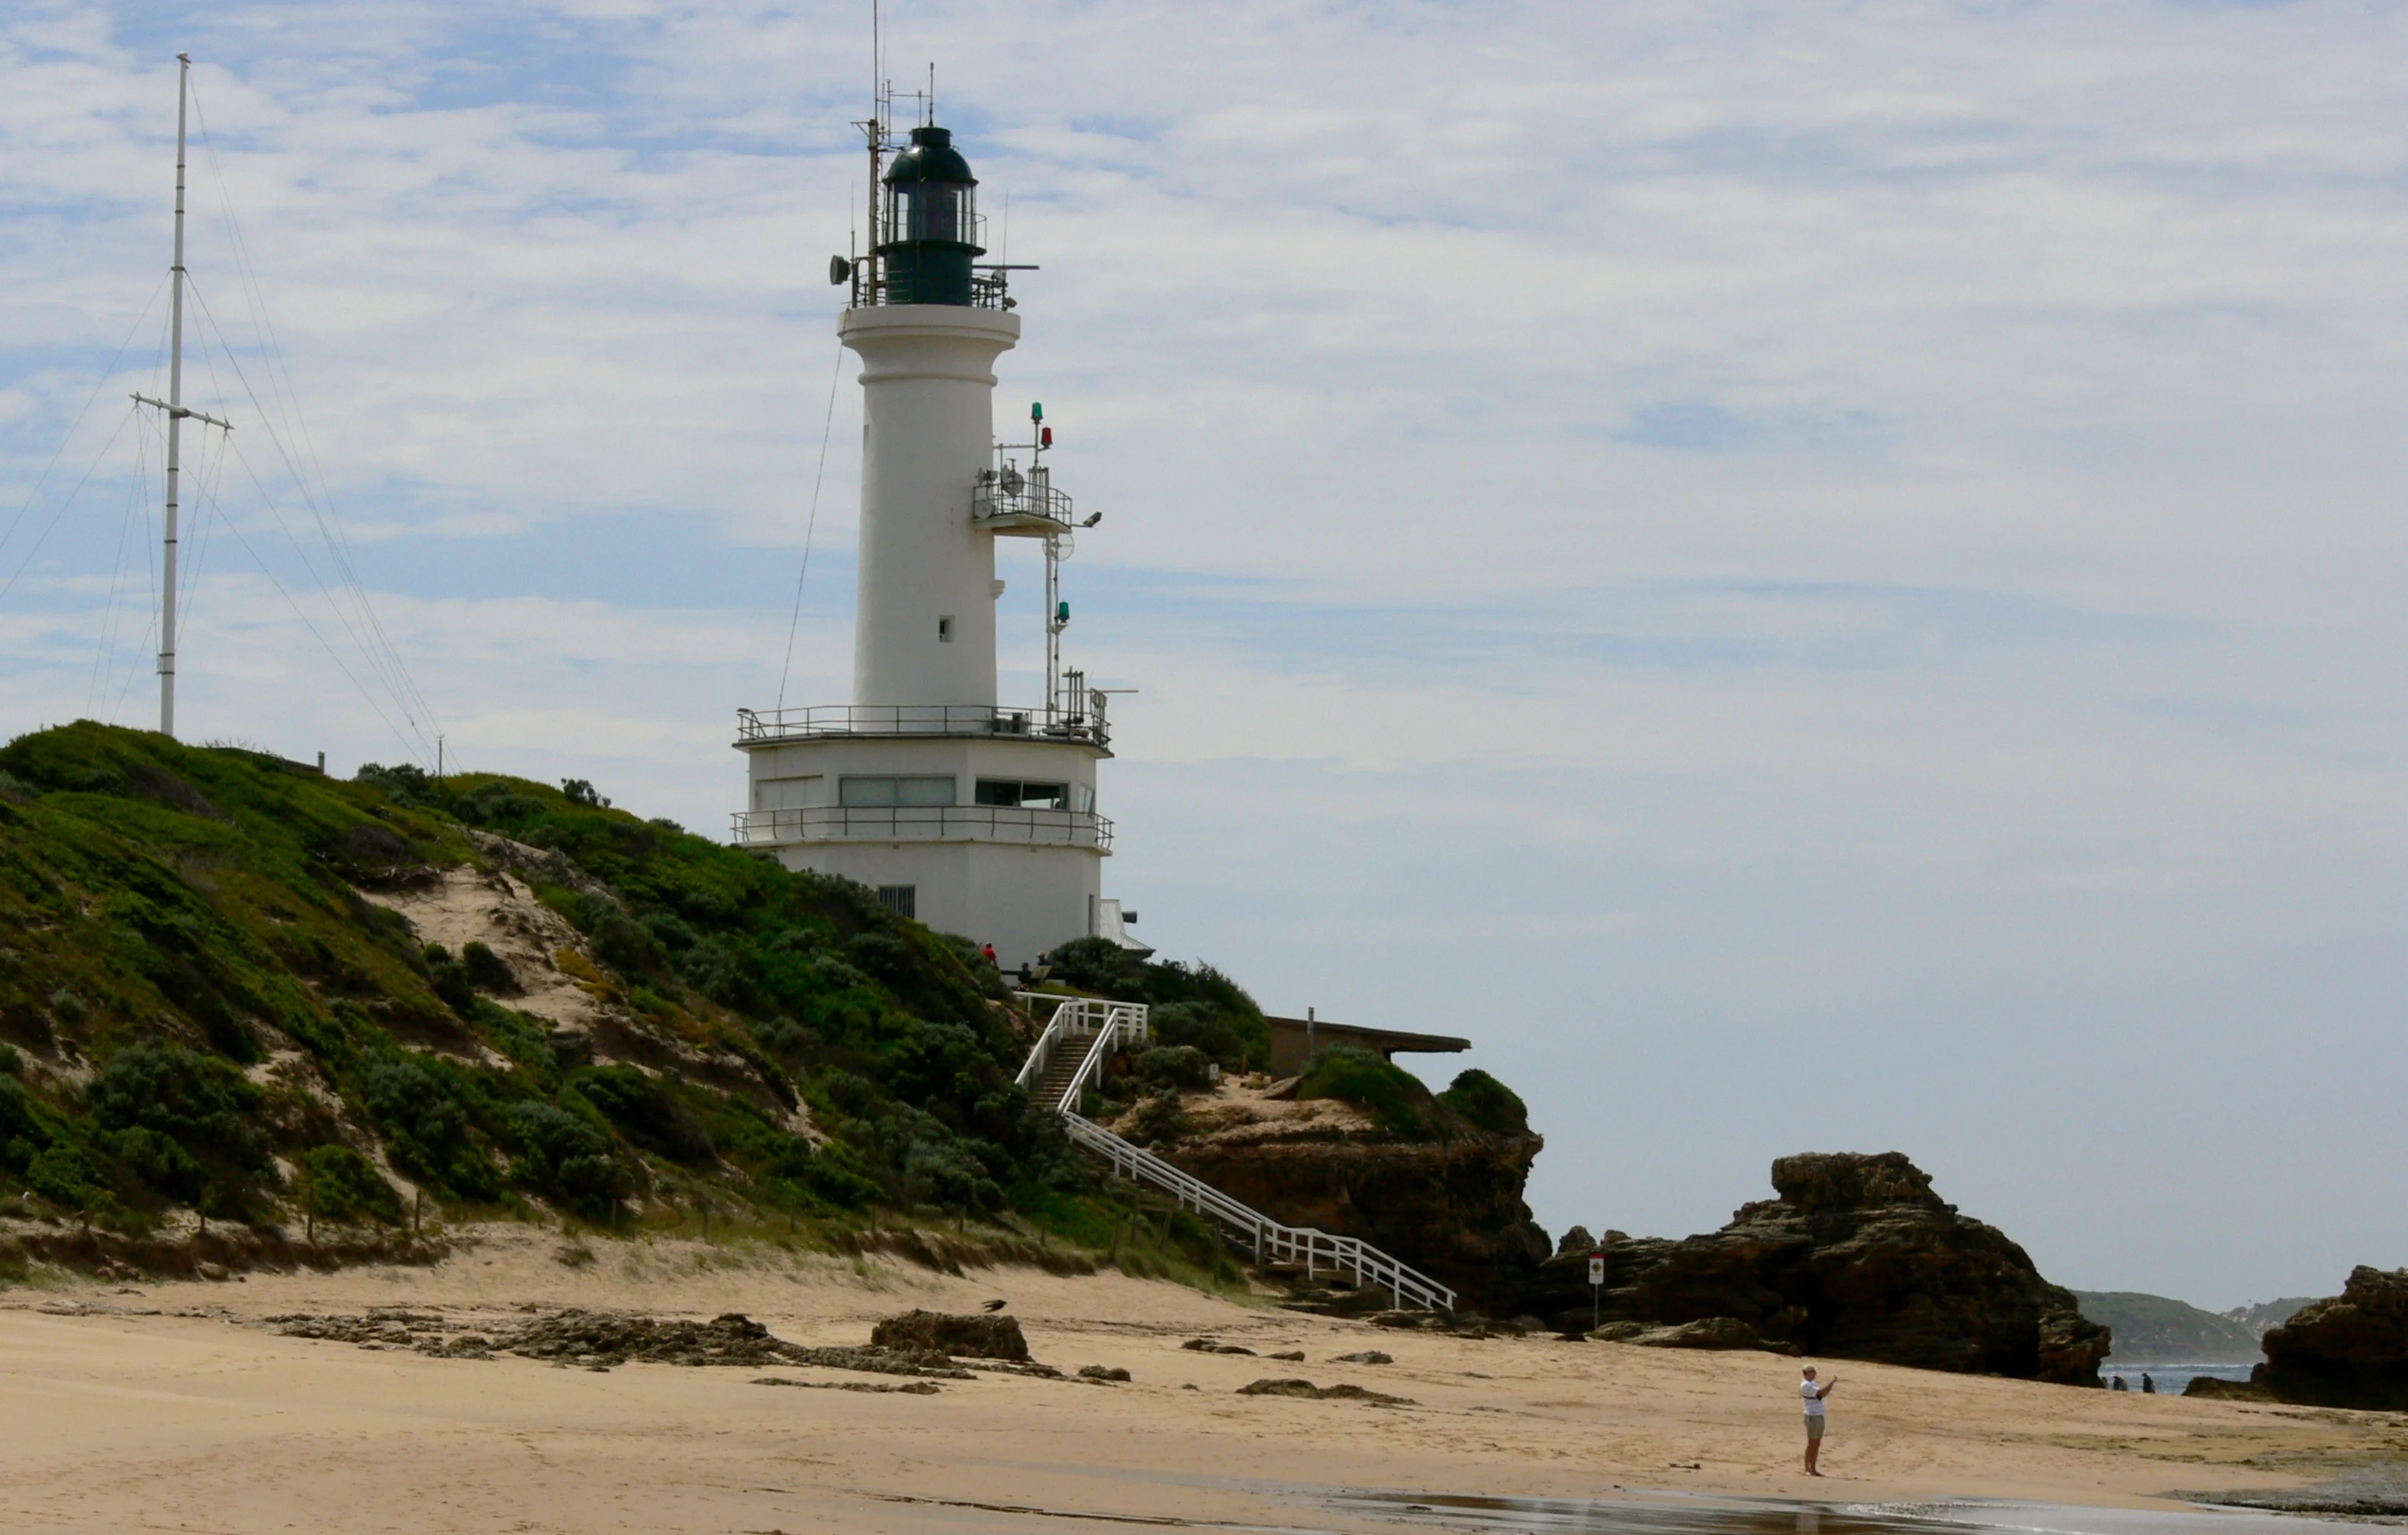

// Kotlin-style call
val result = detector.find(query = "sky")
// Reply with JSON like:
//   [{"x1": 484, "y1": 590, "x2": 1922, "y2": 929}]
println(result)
[{"x1": 4, "y1": 0, "x2": 2406, "y2": 1311}]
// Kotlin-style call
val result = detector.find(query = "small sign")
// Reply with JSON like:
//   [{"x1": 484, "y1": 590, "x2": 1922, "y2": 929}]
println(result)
[{"x1": 1588, "y1": 1254, "x2": 1605, "y2": 1286}]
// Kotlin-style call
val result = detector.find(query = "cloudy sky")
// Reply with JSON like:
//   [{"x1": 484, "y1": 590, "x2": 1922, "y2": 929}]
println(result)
[{"x1": 5, "y1": 1, "x2": 2405, "y2": 1309}]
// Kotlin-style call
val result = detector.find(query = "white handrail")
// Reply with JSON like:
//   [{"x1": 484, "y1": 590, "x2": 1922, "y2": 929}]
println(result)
[{"x1": 1012, "y1": 993, "x2": 1455, "y2": 1311}]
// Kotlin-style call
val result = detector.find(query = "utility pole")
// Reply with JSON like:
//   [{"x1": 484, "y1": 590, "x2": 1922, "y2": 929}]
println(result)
[{"x1": 133, "y1": 54, "x2": 229, "y2": 739}]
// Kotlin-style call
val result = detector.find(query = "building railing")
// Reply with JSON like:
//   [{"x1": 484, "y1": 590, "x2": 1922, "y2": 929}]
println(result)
[
  {"x1": 731, "y1": 805, "x2": 1112, "y2": 849},
  {"x1": 736, "y1": 703, "x2": 1108, "y2": 749},
  {"x1": 972, "y1": 464, "x2": 1074, "y2": 536},
  {"x1": 847, "y1": 261, "x2": 1014, "y2": 311},
  {"x1": 1010, "y1": 994, "x2": 1456, "y2": 1312}
]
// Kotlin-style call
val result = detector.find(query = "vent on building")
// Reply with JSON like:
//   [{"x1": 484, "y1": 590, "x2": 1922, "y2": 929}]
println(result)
[{"x1": 877, "y1": 885, "x2": 917, "y2": 919}]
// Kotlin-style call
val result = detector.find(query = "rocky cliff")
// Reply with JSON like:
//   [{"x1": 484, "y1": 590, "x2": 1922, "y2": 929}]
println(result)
[
  {"x1": 1135, "y1": 1075, "x2": 1550, "y2": 1312},
  {"x1": 2254, "y1": 1266, "x2": 2408, "y2": 1409},
  {"x1": 1527, "y1": 1152, "x2": 2109, "y2": 1384}
]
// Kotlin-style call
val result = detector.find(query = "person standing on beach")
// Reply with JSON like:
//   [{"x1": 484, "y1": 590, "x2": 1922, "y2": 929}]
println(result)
[{"x1": 1801, "y1": 1366, "x2": 1837, "y2": 1475}]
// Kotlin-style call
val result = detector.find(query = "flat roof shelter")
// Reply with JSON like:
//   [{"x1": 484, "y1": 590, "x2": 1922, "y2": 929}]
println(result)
[{"x1": 1265, "y1": 1015, "x2": 1471, "y2": 1080}]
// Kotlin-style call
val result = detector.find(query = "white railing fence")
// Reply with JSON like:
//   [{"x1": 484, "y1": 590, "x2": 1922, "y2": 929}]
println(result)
[{"x1": 1012, "y1": 993, "x2": 1455, "y2": 1311}]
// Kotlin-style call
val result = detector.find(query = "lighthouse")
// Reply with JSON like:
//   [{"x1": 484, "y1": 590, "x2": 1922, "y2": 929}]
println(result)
[{"x1": 733, "y1": 111, "x2": 1138, "y2": 969}]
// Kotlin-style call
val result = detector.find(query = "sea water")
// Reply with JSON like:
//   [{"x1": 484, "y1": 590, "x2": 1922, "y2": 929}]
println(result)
[
  {"x1": 2096, "y1": 1362, "x2": 2257, "y2": 1395},
  {"x1": 1325, "y1": 1489, "x2": 2349, "y2": 1535}
]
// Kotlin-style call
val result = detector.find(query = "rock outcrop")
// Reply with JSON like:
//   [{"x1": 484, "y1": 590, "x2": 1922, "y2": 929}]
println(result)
[
  {"x1": 2252, "y1": 1266, "x2": 2408, "y2": 1409},
  {"x1": 1526, "y1": 1152, "x2": 2109, "y2": 1385},
  {"x1": 869, "y1": 1309, "x2": 1032, "y2": 1362},
  {"x1": 1148, "y1": 1080, "x2": 1550, "y2": 1312}
]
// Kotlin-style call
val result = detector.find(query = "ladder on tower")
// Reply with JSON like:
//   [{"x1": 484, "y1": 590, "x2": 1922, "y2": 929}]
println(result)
[{"x1": 1013, "y1": 996, "x2": 1456, "y2": 1311}]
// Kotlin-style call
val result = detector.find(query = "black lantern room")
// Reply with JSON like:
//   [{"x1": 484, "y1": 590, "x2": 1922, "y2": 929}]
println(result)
[{"x1": 880, "y1": 125, "x2": 983, "y2": 306}]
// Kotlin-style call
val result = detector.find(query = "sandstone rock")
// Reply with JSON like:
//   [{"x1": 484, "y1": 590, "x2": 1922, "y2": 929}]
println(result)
[
  {"x1": 2255, "y1": 1266, "x2": 2408, "y2": 1409},
  {"x1": 2184, "y1": 1375, "x2": 2272, "y2": 1401},
  {"x1": 1077, "y1": 1364, "x2": 1132, "y2": 1382},
  {"x1": 1557, "y1": 1226, "x2": 1596, "y2": 1256},
  {"x1": 1157, "y1": 1108, "x2": 1548, "y2": 1313},
  {"x1": 1530, "y1": 1152, "x2": 2109, "y2": 1385},
  {"x1": 870, "y1": 1308, "x2": 1030, "y2": 1362},
  {"x1": 1332, "y1": 1350, "x2": 1392, "y2": 1364}
]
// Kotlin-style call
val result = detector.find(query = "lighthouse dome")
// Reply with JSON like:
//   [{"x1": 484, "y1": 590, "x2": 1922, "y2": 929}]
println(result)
[{"x1": 884, "y1": 124, "x2": 977, "y2": 187}]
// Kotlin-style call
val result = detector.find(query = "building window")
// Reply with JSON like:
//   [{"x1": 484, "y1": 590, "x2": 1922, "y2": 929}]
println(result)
[
  {"x1": 938, "y1": 615, "x2": 955, "y2": 642},
  {"x1": 975, "y1": 778, "x2": 1068, "y2": 809},
  {"x1": 877, "y1": 885, "x2": 916, "y2": 919},
  {"x1": 752, "y1": 774, "x2": 820, "y2": 813},
  {"x1": 840, "y1": 775, "x2": 957, "y2": 807}
]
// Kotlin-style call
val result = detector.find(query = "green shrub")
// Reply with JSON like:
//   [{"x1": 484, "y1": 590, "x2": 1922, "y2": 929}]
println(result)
[
  {"x1": 1045, "y1": 939, "x2": 1269, "y2": 1072},
  {"x1": 360, "y1": 1058, "x2": 484, "y2": 1192},
  {"x1": 109, "y1": 1125, "x2": 204, "y2": 1202},
  {"x1": 459, "y1": 941, "x2": 517, "y2": 993},
  {"x1": 355, "y1": 762, "x2": 433, "y2": 803},
  {"x1": 421, "y1": 944, "x2": 477, "y2": 1013},
  {"x1": 640, "y1": 912, "x2": 699, "y2": 953},
  {"x1": 1125, "y1": 1089, "x2": 1190, "y2": 1146},
  {"x1": 678, "y1": 938, "x2": 757, "y2": 1009},
  {"x1": 0, "y1": 1043, "x2": 21, "y2": 1078},
  {"x1": 504, "y1": 1102, "x2": 629, "y2": 1215},
  {"x1": 298, "y1": 1144, "x2": 403, "y2": 1224},
  {"x1": 1438, "y1": 1068, "x2": 1531, "y2": 1137},
  {"x1": 1293, "y1": 1047, "x2": 1439, "y2": 1140},
  {"x1": 86, "y1": 1041, "x2": 271, "y2": 1172},
  {"x1": 1132, "y1": 1044, "x2": 1213, "y2": 1093},
  {"x1": 27, "y1": 1143, "x2": 97, "y2": 1207},
  {"x1": 568, "y1": 1066, "x2": 714, "y2": 1166},
  {"x1": 591, "y1": 913, "x2": 662, "y2": 976}
]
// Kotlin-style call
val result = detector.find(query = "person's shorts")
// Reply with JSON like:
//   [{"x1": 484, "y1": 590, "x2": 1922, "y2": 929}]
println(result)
[{"x1": 1804, "y1": 1416, "x2": 1826, "y2": 1440}]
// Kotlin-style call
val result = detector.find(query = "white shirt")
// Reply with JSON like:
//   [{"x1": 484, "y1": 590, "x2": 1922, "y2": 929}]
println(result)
[{"x1": 1801, "y1": 1379, "x2": 1826, "y2": 1417}]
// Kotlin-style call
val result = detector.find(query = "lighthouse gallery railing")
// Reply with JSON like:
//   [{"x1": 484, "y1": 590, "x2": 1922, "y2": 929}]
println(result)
[{"x1": 736, "y1": 703, "x2": 1107, "y2": 749}]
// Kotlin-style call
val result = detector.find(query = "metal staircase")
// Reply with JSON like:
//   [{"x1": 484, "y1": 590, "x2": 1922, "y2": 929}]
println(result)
[{"x1": 1013, "y1": 995, "x2": 1456, "y2": 1311}]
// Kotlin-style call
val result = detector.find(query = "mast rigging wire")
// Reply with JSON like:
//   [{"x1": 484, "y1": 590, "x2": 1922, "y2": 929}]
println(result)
[
  {"x1": 775, "y1": 346, "x2": 849, "y2": 713},
  {"x1": 0, "y1": 272, "x2": 169, "y2": 565}
]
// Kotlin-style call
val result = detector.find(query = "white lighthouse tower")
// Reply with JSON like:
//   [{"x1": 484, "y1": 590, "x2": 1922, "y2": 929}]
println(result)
[{"x1": 733, "y1": 106, "x2": 1136, "y2": 968}]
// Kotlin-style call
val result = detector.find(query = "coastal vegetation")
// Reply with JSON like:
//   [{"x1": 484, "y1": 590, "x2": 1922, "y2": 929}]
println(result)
[{"x1": 0, "y1": 721, "x2": 1247, "y2": 1281}]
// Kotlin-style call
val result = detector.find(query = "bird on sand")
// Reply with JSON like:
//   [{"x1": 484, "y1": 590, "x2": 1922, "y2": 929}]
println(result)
[{"x1": 982, "y1": 1299, "x2": 1008, "y2": 1312}]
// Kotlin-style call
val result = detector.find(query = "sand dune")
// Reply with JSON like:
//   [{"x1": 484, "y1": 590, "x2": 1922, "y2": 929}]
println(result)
[{"x1": 4, "y1": 1224, "x2": 2397, "y2": 1533}]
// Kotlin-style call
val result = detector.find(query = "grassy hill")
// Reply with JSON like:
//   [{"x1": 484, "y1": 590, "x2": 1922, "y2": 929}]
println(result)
[
  {"x1": 0, "y1": 721, "x2": 1266, "y2": 1279},
  {"x1": 2074, "y1": 1290, "x2": 2265, "y2": 1363}
]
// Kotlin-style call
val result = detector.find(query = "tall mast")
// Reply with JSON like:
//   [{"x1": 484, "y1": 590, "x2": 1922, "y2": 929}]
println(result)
[{"x1": 159, "y1": 51, "x2": 192, "y2": 739}]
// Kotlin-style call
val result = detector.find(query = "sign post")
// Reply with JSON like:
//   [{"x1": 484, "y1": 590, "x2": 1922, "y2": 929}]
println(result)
[{"x1": 1588, "y1": 1251, "x2": 1605, "y2": 1331}]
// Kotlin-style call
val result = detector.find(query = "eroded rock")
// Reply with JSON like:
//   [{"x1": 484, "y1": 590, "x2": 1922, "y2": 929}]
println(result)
[
  {"x1": 869, "y1": 1309, "x2": 1030, "y2": 1362},
  {"x1": 1530, "y1": 1152, "x2": 2109, "y2": 1384},
  {"x1": 2255, "y1": 1266, "x2": 2408, "y2": 1409}
]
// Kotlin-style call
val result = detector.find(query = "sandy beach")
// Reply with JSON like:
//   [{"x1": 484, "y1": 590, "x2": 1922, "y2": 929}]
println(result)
[{"x1": 5, "y1": 1228, "x2": 2402, "y2": 1534}]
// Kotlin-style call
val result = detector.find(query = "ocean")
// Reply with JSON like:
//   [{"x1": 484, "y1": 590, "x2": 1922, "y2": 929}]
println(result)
[{"x1": 2097, "y1": 1361, "x2": 2258, "y2": 1395}]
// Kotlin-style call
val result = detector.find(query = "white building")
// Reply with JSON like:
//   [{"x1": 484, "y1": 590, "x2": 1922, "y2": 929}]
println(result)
[{"x1": 732, "y1": 118, "x2": 1142, "y2": 968}]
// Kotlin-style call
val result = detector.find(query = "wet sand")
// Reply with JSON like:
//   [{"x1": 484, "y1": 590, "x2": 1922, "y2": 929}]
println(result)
[{"x1": 4, "y1": 1223, "x2": 2400, "y2": 1533}]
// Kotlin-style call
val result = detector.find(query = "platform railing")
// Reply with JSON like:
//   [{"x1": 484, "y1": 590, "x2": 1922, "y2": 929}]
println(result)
[
  {"x1": 731, "y1": 805, "x2": 1112, "y2": 849},
  {"x1": 735, "y1": 703, "x2": 1107, "y2": 749}
]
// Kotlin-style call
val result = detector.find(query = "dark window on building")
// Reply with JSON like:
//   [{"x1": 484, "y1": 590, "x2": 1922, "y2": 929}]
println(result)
[
  {"x1": 976, "y1": 778, "x2": 1069, "y2": 809},
  {"x1": 877, "y1": 885, "x2": 916, "y2": 919},
  {"x1": 841, "y1": 775, "x2": 957, "y2": 807}
]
